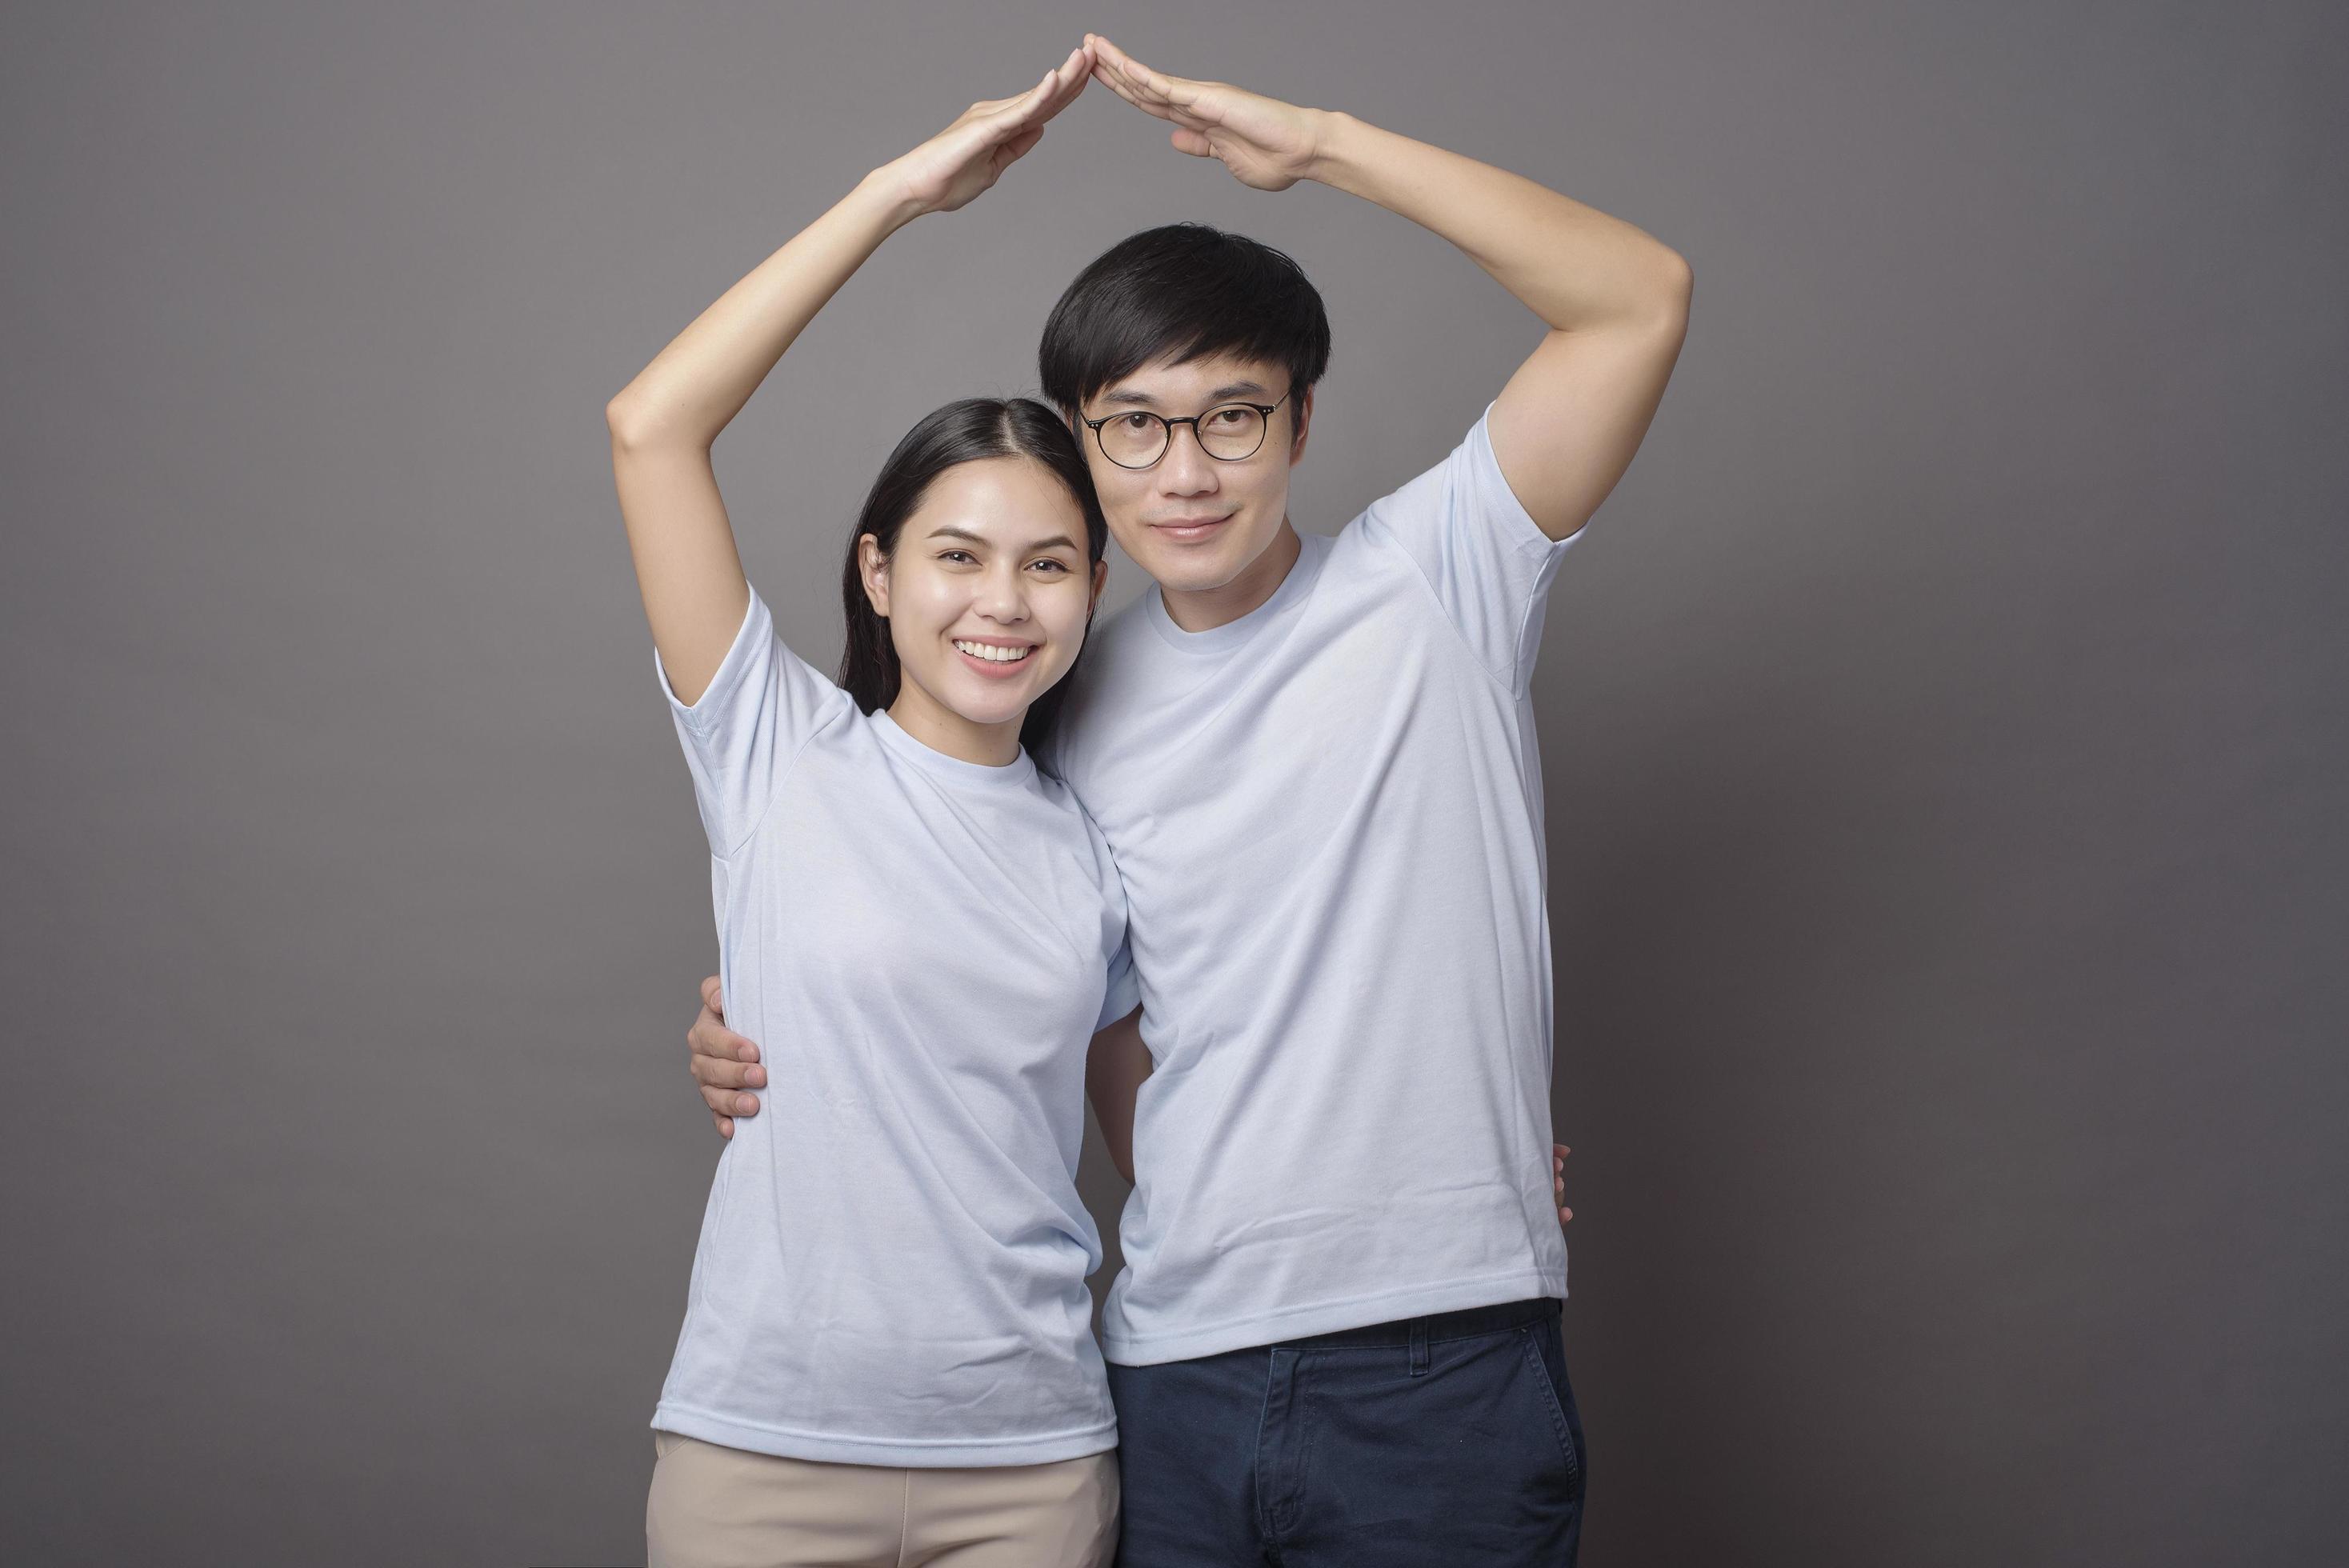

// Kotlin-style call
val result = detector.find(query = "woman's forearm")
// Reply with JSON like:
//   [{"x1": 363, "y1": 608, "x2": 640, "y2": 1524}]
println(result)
[
  {"x1": 1086, "y1": 1009, "x2": 1152, "y2": 1186},
  {"x1": 606, "y1": 169, "x2": 924, "y2": 450}
]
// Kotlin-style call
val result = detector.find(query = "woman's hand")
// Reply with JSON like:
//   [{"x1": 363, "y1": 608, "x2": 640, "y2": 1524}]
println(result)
[
  {"x1": 881, "y1": 43, "x2": 1096, "y2": 218},
  {"x1": 1084, "y1": 34, "x2": 1328, "y2": 191}
]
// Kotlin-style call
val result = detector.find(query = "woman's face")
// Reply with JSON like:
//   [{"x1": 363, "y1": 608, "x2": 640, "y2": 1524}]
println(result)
[{"x1": 860, "y1": 457, "x2": 1104, "y2": 738}]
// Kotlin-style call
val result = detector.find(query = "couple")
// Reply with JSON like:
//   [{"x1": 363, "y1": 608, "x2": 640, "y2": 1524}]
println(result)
[{"x1": 609, "y1": 34, "x2": 1691, "y2": 1568}]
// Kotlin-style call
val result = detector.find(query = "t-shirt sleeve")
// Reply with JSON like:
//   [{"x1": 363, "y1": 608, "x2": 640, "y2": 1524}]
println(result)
[
  {"x1": 1096, "y1": 933, "x2": 1142, "y2": 1033},
  {"x1": 654, "y1": 584, "x2": 850, "y2": 858},
  {"x1": 1355, "y1": 403, "x2": 1583, "y2": 694}
]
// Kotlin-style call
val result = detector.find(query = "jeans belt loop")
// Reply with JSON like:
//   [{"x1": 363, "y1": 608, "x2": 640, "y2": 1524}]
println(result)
[{"x1": 1409, "y1": 1318, "x2": 1431, "y2": 1377}]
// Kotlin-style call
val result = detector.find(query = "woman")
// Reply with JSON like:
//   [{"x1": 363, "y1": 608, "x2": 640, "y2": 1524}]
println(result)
[{"x1": 606, "y1": 45, "x2": 1128, "y2": 1567}]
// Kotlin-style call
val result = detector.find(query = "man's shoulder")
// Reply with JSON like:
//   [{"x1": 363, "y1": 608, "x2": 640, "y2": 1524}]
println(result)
[{"x1": 1042, "y1": 591, "x2": 1161, "y2": 777}]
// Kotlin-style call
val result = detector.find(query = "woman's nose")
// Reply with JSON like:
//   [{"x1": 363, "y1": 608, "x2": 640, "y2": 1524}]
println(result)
[{"x1": 975, "y1": 567, "x2": 1029, "y2": 620}]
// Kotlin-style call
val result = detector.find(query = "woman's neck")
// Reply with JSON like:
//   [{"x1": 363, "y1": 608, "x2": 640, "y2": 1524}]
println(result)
[{"x1": 886, "y1": 681, "x2": 1024, "y2": 767}]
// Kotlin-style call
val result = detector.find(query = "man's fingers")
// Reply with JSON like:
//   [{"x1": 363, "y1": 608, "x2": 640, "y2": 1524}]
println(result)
[
  {"x1": 700, "y1": 974, "x2": 723, "y2": 1015},
  {"x1": 688, "y1": 1015, "x2": 760, "y2": 1068},
  {"x1": 1099, "y1": 38, "x2": 1195, "y2": 114},
  {"x1": 690, "y1": 1050, "x2": 763, "y2": 1091},
  {"x1": 714, "y1": 1111, "x2": 734, "y2": 1140},
  {"x1": 700, "y1": 1082, "x2": 762, "y2": 1119},
  {"x1": 1085, "y1": 39, "x2": 1170, "y2": 121}
]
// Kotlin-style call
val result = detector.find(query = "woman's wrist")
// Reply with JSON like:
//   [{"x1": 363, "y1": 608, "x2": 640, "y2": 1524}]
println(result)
[{"x1": 855, "y1": 160, "x2": 937, "y2": 234}]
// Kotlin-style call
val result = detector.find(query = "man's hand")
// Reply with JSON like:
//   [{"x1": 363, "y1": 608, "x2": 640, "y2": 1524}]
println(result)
[
  {"x1": 687, "y1": 974, "x2": 764, "y2": 1140},
  {"x1": 1085, "y1": 34, "x2": 1327, "y2": 191},
  {"x1": 1554, "y1": 1144, "x2": 1574, "y2": 1230}
]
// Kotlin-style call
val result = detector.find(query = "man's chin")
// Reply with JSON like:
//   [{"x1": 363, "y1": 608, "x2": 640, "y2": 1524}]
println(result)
[{"x1": 1136, "y1": 546, "x2": 1247, "y2": 598}]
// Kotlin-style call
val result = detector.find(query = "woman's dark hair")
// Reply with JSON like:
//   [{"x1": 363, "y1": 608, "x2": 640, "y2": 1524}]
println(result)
[
  {"x1": 838, "y1": 397, "x2": 1109, "y2": 754},
  {"x1": 1038, "y1": 223, "x2": 1331, "y2": 415}
]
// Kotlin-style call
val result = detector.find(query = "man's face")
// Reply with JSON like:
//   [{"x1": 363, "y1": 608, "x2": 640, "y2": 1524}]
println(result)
[{"x1": 1070, "y1": 351, "x2": 1311, "y2": 598}]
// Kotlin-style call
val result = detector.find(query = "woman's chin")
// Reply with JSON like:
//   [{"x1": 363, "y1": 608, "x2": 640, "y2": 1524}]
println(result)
[{"x1": 934, "y1": 682, "x2": 1033, "y2": 731}]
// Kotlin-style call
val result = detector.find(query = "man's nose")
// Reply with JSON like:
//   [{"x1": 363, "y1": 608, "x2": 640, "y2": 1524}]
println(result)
[{"x1": 1156, "y1": 423, "x2": 1223, "y2": 495}]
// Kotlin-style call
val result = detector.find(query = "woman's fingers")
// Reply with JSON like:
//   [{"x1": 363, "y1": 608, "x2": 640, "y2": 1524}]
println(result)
[
  {"x1": 997, "y1": 124, "x2": 1046, "y2": 167},
  {"x1": 993, "y1": 46, "x2": 1089, "y2": 137}
]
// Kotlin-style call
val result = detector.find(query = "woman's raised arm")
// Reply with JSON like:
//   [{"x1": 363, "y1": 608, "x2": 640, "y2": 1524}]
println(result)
[{"x1": 605, "y1": 45, "x2": 1094, "y2": 706}]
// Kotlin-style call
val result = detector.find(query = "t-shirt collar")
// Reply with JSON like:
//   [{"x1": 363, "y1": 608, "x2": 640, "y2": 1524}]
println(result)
[
  {"x1": 872, "y1": 707, "x2": 1040, "y2": 790},
  {"x1": 1144, "y1": 530, "x2": 1332, "y2": 658}
]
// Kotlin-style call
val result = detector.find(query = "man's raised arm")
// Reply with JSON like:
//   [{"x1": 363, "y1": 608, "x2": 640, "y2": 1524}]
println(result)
[{"x1": 1086, "y1": 34, "x2": 1691, "y2": 542}]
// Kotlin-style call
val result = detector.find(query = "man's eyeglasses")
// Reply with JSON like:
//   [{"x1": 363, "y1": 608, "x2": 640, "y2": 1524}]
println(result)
[{"x1": 1078, "y1": 390, "x2": 1293, "y2": 470}]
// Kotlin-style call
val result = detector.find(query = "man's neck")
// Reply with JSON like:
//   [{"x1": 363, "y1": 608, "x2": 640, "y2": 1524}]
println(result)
[{"x1": 1158, "y1": 520, "x2": 1304, "y2": 634}]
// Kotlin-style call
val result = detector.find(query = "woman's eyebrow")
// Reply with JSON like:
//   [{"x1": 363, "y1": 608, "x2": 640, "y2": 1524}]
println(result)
[{"x1": 925, "y1": 524, "x2": 1080, "y2": 553}]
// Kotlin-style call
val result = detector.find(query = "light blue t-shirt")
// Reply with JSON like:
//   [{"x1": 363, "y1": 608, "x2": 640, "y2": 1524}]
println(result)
[
  {"x1": 1045, "y1": 408, "x2": 1581, "y2": 1365},
  {"x1": 649, "y1": 586, "x2": 1137, "y2": 1466}
]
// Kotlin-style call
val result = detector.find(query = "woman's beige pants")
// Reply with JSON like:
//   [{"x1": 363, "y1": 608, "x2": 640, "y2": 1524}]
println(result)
[{"x1": 646, "y1": 1429, "x2": 1119, "y2": 1568}]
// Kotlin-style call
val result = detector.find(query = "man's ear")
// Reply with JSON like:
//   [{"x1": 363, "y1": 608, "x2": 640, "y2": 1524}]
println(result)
[
  {"x1": 1288, "y1": 386, "x2": 1315, "y2": 466},
  {"x1": 857, "y1": 534, "x2": 890, "y2": 618}
]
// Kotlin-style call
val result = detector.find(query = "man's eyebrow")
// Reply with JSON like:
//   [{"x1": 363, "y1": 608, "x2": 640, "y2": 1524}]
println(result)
[
  {"x1": 922, "y1": 524, "x2": 1082, "y2": 553},
  {"x1": 1095, "y1": 378, "x2": 1274, "y2": 409}
]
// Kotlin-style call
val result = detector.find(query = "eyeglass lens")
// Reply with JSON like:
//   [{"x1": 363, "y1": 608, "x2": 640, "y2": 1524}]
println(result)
[{"x1": 1097, "y1": 405, "x2": 1267, "y2": 468}]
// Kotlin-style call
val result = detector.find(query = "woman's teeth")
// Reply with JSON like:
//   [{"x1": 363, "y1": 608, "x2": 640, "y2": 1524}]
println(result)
[{"x1": 954, "y1": 640, "x2": 1033, "y2": 663}]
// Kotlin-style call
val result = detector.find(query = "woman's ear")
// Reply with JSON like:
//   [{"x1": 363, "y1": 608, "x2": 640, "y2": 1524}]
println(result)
[
  {"x1": 858, "y1": 534, "x2": 891, "y2": 618},
  {"x1": 1089, "y1": 558, "x2": 1108, "y2": 614}
]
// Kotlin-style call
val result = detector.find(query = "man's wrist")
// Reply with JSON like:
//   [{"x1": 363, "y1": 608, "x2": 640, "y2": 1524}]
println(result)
[{"x1": 1301, "y1": 108, "x2": 1375, "y2": 193}]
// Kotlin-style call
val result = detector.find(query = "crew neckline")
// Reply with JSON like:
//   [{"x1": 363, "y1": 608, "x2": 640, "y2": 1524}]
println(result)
[
  {"x1": 871, "y1": 708, "x2": 1038, "y2": 790},
  {"x1": 1144, "y1": 529, "x2": 1333, "y2": 657}
]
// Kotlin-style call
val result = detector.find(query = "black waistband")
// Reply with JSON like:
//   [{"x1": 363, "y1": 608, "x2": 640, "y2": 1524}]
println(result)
[{"x1": 1271, "y1": 1294, "x2": 1559, "y2": 1351}]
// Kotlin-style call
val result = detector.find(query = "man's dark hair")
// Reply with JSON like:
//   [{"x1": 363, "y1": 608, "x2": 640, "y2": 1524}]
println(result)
[{"x1": 1038, "y1": 224, "x2": 1331, "y2": 416}]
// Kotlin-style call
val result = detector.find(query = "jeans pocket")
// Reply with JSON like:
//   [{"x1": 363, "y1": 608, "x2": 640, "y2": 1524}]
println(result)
[{"x1": 1518, "y1": 1324, "x2": 1584, "y2": 1496}]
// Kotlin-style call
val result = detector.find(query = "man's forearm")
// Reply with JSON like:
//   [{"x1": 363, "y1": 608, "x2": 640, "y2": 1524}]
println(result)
[{"x1": 1303, "y1": 110, "x2": 1687, "y2": 332}]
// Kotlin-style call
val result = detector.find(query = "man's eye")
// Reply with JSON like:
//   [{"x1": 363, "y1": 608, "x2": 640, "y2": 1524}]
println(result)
[
  {"x1": 1118, "y1": 414, "x2": 1156, "y2": 432},
  {"x1": 1209, "y1": 406, "x2": 1251, "y2": 426}
]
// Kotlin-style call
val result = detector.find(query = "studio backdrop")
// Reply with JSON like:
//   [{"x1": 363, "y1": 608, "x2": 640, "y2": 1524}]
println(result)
[{"x1": 2, "y1": 2, "x2": 2341, "y2": 1564}]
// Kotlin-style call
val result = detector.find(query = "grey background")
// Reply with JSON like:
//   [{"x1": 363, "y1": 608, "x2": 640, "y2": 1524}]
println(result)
[{"x1": 2, "y1": 2, "x2": 2341, "y2": 1563}]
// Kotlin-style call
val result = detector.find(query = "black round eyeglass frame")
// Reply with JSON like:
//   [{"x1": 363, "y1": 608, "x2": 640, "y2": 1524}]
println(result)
[{"x1": 1076, "y1": 389, "x2": 1295, "y2": 470}]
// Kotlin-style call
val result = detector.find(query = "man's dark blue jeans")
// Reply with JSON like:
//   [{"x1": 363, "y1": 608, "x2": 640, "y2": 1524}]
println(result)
[{"x1": 1105, "y1": 1295, "x2": 1586, "y2": 1566}]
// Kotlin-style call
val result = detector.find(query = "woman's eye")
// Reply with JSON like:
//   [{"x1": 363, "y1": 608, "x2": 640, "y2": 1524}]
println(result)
[
  {"x1": 1029, "y1": 559, "x2": 1070, "y2": 574},
  {"x1": 938, "y1": 550, "x2": 974, "y2": 564}
]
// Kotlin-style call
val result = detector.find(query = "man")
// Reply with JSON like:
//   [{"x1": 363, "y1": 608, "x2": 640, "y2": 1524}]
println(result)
[{"x1": 679, "y1": 35, "x2": 1689, "y2": 1564}]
